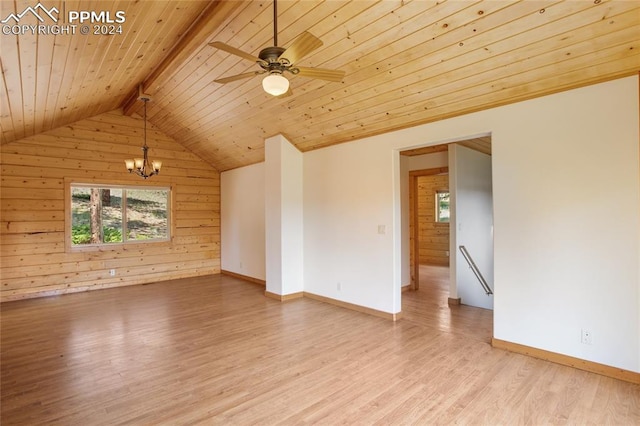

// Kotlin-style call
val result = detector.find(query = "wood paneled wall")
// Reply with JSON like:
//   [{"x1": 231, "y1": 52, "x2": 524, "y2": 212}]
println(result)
[
  {"x1": 0, "y1": 110, "x2": 220, "y2": 302},
  {"x1": 417, "y1": 175, "x2": 449, "y2": 266}
]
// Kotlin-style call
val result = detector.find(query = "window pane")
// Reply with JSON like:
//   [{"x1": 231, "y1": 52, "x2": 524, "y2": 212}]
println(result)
[
  {"x1": 436, "y1": 192, "x2": 450, "y2": 223},
  {"x1": 126, "y1": 189, "x2": 169, "y2": 241},
  {"x1": 71, "y1": 187, "x2": 122, "y2": 245},
  {"x1": 71, "y1": 187, "x2": 91, "y2": 245},
  {"x1": 102, "y1": 189, "x2": 123, "y2": 243}
]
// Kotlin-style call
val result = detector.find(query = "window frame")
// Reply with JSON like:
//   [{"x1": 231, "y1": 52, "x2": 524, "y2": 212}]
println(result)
[{"x1": 65, "y1": 179, "x2": 173, "y2": 252}]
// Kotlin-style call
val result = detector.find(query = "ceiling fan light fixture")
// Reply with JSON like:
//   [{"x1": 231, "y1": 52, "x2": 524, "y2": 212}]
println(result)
[{"x1": 262, "y1": 73, "x2": 289, "y2": 96}]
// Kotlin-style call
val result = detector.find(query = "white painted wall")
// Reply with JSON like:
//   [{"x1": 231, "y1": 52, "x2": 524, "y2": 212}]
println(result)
[
  {"x1": 221, "y1": 77, "x2": 638, "y2": 371},
  {"x1": 304, "y1": 141, "x2": 398, "y2": 312},
  {"x1": 491, "y1": 79, "x2": 639, "y2": 371},
  {"x1": 399, "y1": 152, "x2": 449, "y2": 287},
  {"x1": 302, "y1": 76, "x2": 639, "y2": 372},
  {"x1": 221, "y1": 162, "x2": 265, "y2": 280},
  {"x1": 265, "y1": 135, "x2": 304, "y2": 295},
  {"x1": 449, "y1": 144, "x2": 493, "y2": 310}
]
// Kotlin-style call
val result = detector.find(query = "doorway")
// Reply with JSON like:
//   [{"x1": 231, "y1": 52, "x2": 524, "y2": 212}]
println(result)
[
  {"x1": 408, "y1": 167, "x2": 449, "y2": 291},
  {"x1": 401, "y1": 136, "x2": 493, "y2": 309}
]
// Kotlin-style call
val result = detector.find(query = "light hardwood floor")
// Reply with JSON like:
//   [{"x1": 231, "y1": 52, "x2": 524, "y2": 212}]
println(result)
[{"x1": 1, "y1": 267, "x2": 638, "y2": 424}]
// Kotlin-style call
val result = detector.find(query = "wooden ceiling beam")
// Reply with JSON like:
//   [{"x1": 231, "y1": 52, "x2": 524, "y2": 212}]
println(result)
[{"x1": 122, "y1": 0, "x2": 243, "y2": 116}]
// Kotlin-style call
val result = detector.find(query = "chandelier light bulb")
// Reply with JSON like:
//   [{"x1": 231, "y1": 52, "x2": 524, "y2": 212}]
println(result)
[{"x1": 124, "y1": 159, "x2": 135, "y2": 171}]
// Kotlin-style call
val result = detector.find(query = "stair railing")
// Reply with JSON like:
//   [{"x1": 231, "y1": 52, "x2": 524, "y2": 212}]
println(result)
[{"x1": 459, "y1": 245, "x2": 493, "y2": 295}]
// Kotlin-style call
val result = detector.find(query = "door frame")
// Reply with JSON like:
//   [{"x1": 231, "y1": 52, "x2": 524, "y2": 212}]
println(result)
[{"x1": 409, "y1": 166, "x2": 448, "y2": 290}]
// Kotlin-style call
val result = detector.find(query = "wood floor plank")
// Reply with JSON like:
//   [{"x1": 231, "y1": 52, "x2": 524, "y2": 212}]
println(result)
[{"x1": 1, "y1": 267, "x2": 638, "y2": 424}]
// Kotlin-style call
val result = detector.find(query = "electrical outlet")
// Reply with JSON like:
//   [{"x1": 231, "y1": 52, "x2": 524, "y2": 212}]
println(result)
[
  {"x1": 581, "y1": 329, "x2": 593, "y2": 345},
  {"x1": 337, "y1": 282, "x2": 341, "y2": 291},
  {"x1": 109, "y1": 269, "x2": 116, "y2": 277}
]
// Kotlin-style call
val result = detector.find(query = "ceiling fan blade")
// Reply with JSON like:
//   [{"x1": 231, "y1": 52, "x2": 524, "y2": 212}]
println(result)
[
  {"x1": 209, "y1": 41, "x2": 261, "y2": 63},
  {"x1": 278, "y1": 31, "x2": 322, "y2": 65},
  {"x1": 214, "y1": 71, "x2": 262, "y2": 84},
  {"x1": 295, "y1": 66, "x2": 345, "y2": 82}
]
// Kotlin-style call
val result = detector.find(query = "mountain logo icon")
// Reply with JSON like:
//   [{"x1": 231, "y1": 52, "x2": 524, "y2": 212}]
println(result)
[{"x1": 1, "y1": 3, "x2": 59, "y2": 24}]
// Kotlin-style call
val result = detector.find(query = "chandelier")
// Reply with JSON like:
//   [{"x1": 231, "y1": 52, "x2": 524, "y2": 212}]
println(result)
[{"x1": 125, "y1": 94, "x2": 162, "y2": 179}]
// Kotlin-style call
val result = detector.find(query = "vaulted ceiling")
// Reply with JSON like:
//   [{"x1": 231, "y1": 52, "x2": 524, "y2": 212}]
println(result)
[{"x1": 1, "y1": 0, "x2": 639, "y2": 171}]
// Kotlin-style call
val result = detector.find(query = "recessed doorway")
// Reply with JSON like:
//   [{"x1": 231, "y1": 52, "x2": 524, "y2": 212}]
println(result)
[
  {"x1": 400, "y1": 136, "x2": 492, "y2": 305},
  {"x1": 408, "y1": 167, "x2": 450, "y2": 291}
]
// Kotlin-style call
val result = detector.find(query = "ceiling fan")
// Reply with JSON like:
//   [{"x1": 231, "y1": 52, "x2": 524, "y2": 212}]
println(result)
[{"x1": 208, "y1": 0, "x2": 345, "y2": 96}]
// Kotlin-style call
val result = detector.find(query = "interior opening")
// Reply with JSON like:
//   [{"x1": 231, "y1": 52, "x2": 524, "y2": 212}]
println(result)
[{"x1": 399, "y1": 136, "x2": 494, "y2": 340}]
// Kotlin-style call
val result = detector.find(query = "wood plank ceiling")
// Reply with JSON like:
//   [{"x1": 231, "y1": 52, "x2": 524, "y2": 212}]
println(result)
[{"x1": 1, "y1": 0, "x2": 639, "y2": 172}]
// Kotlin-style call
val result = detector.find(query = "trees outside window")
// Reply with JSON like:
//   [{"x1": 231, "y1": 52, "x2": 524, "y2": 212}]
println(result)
[{"x1": 436, "y1": 191, "x2": 450, "y2": 223}]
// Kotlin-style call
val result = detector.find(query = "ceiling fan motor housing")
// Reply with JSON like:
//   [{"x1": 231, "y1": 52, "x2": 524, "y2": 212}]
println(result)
[
  {"x1": 258, "y1": 46, "x2": 290, "y2": 74},
  {"x1": 258, "y1": 46, "x2": 285, "y2": 62}
]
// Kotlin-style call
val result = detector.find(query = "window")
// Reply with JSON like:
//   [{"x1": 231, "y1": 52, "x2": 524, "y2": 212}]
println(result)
[
  {"x1": 436, "y1": 191, "x2": 450, "y2": 223},
  {"x1": 70, "y1": 184, "x2": 170, "y2": 247}
]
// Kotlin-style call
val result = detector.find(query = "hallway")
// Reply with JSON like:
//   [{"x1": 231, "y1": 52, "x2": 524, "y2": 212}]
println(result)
[{"x1": 402, "y1": 264, "x2": 493, "y2": 342}]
